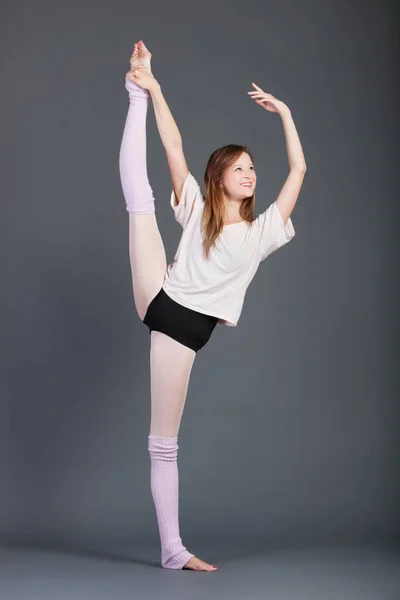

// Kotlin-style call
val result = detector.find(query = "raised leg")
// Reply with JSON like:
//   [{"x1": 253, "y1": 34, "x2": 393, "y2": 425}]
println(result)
[
  {"x1": 128, "y1": 213, "x2": 167, "y2": 321},
  {"x1": 119, "y1": 76, "x2": 167, "y2": 321}
]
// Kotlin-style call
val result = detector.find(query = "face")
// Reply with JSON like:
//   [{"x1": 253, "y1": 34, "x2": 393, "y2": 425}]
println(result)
[{"x1": 220, "y1": 152, "x2": 257, "y2": 200}]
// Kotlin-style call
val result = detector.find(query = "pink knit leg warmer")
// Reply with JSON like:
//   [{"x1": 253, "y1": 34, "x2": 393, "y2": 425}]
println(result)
[
  {"x1": 119, "y1": 78, "x2": 155, "y2": 214},
  {"x1": 148, "y1": 435, "x2": 195, "y2": 569}
]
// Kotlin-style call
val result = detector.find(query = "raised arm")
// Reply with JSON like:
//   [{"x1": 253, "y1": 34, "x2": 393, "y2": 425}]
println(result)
[
  {"x1": 273, "y1": 109, "x2": 306, "y2": 224},
  {"x1": 129, "y1": 65, "x2": 189, "y2": 204},
  {"x1": 150, "y1": 83, "x2": 189, "y2": 205},
  {"x1": 248, "y1": 83, "x2": 307, "y2": 225}
]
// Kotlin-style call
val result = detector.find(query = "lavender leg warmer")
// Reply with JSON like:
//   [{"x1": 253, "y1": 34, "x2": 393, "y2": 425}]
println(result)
[
  {"x1": 119, "y1": 78, "x2": 155, "y2": 214},
  {"x1": 148, "y1": 435, "x2": 195, "y2": 569}
]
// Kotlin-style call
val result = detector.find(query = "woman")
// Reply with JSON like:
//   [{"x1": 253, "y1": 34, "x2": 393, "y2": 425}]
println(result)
[{"x1": 119, "y1": 40, "x2": 306, "y2": 572}]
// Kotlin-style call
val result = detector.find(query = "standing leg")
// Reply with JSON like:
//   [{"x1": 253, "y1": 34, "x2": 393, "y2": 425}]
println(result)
[{"x1": 148, "y1": 331, "x2": 217, "y2": 571}]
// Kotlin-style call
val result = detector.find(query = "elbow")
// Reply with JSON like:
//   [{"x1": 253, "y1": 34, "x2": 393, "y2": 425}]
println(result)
[
  {"x1": 169, "y1": 139, "x2": 183, "y2": 152},
  {"x1": 292, "y1": 164, "x2": 307, "y2": 174}
]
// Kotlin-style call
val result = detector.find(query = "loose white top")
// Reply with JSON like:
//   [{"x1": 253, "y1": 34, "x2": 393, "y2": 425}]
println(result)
[{"x1": 162, "y1": 172, "x2": 295, "y2": 327}]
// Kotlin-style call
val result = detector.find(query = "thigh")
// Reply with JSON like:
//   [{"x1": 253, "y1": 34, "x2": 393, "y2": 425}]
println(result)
[
  {"x1": 129, "y1": 213, "x2": 168, "y2": 321},
  {"x1": 149, "y1": 331, "x2": 196, "y2": 438}
]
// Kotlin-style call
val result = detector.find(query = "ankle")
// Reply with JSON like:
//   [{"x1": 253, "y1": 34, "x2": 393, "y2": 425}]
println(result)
[{"x1": 125, "y1": 77, "x2": 149, "y2": 99}]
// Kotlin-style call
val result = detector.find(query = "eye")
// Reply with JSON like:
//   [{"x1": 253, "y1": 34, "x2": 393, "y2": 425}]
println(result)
[{"x1": 235, "y1": 167, "x2": 242, "y2": 171}]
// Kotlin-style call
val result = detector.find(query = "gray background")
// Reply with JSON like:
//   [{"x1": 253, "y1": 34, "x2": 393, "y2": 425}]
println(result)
[{"x1": 0, "y1": 0, "x2": 398, "y2": 553}]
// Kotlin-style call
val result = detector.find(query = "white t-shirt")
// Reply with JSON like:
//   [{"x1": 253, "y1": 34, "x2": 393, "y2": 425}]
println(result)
[{"x1": 162, "y1": 171, "x2": 295, "y2": 327}]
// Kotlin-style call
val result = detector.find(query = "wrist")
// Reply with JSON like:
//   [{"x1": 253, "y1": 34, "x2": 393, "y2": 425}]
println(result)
[
  {"x1": 279, "y1": 107, "x2": 292, "y2": 118},
  {"x1": 149, "y1": 81, "x2": 161, "y2": 96}
]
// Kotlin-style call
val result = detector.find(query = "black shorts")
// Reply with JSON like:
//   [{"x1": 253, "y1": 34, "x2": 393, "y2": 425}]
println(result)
[{"x1": 143, "y1": 287, "x2": 218, "y2": 353}]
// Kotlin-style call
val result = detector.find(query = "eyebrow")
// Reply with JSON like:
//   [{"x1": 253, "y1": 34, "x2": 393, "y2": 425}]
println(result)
[{"x1": 233, "y1": 163, "x2": 254, "y2": 167}]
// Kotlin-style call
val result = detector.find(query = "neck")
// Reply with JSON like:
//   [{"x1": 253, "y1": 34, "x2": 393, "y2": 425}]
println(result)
[{"x1": 223, "y1": 198, "x2": 242, "y2": 219}]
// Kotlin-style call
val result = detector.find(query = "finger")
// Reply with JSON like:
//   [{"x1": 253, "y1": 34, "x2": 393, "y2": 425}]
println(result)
[
  {"x1": 252, "y1": 82, "x2": 264, "y2": 91},
  {"x1": 248, "y1": 91, "x2": 272, "y2": 96},
  {"x1": 250, "y1": 96, "x2": 271, "y2": 103}
]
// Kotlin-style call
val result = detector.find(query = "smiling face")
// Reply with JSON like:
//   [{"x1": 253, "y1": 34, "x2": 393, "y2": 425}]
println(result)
[{"x1": 220, "y1": 152, "x2": 257, "y2": 201}]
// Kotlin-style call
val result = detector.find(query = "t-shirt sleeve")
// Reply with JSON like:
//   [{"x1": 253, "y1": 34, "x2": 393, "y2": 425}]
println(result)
[
  {"x1": 170, "y1": 172, "x2": 204, "y2": 228},
  {"x1": 255, "y1": 201, "x2": 295, "y2": 261}
]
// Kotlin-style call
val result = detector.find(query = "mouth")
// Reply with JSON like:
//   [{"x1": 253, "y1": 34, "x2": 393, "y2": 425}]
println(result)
[{"x1": 240, "y1": 182, "x2": 253, "y2": 188}]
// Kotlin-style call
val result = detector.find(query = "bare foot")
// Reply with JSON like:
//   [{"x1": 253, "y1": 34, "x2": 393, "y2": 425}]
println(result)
[
  {"x1": 130, "y1": 40, "x2": 152, "y2": 73},
  {"x1": 182, "y1": 556, "x2": 218, "y2": 571}
]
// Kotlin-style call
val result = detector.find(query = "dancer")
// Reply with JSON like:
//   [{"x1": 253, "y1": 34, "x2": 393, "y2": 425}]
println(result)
[{"x1": 119, "y1": 40, "x2": 306, "y2": 572}]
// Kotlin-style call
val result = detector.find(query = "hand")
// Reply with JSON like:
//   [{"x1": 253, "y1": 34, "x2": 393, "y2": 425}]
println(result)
[
  {"x1": 126, "y1": 65, "x2": 158, "y2": 92},
  {"x1": 247, "y1": 83, "x2": 290, "y2": 116}
]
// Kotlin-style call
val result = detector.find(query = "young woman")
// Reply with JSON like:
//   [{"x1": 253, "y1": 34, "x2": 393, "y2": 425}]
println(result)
[{"x1": 119, "y1": 40, "x2": 306, "y2": 572}]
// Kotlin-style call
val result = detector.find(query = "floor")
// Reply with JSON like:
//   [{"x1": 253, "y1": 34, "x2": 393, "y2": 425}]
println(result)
[{"x1": 1, "y1": 541, "x2": 399, "y2": 599}]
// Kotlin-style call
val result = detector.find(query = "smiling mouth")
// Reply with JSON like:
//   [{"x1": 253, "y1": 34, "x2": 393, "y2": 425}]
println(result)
[{"x1": 241, "y1": 183, "x2": 252, "y2": 187}]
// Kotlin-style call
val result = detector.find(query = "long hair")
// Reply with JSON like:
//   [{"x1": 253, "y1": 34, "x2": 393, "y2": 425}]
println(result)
[{"x1": 201, "y1": 144, "x2": 256, "y2": 259}]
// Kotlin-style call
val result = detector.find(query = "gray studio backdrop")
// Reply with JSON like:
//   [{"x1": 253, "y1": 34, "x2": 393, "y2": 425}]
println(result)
[{"x1": 1, "y1": 0, "x2": 398, "y2": 552}]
